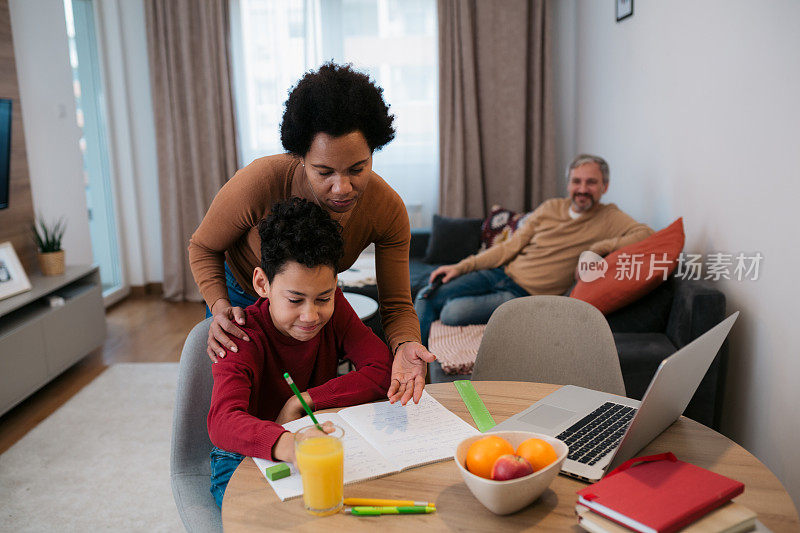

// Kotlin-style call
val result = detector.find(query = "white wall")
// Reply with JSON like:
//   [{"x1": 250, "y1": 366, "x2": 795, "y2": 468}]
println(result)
[
  {"x1": 569, "y1": 0, "x2": 800, "y2": 507},
  {"x1": 8, "y1": 0, "x2": 93, "y2": 266}
]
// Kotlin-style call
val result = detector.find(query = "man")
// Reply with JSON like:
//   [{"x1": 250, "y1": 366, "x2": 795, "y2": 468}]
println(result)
[{"x1": 415, "y1": 154, "x2": 653, "y2": 345}]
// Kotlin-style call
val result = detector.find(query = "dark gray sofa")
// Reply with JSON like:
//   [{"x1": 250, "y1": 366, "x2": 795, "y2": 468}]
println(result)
[{"x1": 341, "y1": 229, "x2": 728, "y2": 429}]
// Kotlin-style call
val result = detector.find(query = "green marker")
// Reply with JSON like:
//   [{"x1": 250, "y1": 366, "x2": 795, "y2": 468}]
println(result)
[
  {"x1": 283, "y1": 372, "x2": 322, "y2": 431},
  {"x1": 345, "y1": 506, "x2": 436, "y2": 516}
]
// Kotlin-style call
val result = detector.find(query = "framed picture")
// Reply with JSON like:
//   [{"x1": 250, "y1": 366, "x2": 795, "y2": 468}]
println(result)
[
  {"x1": 0, "y1": 241, "x2": 32, "y2": 301},
  {"x1": 616, "y1": 0, "x2": 633, "y2": 22}
]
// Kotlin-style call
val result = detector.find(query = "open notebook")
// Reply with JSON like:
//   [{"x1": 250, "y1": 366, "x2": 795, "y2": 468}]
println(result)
[{"x1": 253, "y1": 391, "x2": 480, "y2": 500}]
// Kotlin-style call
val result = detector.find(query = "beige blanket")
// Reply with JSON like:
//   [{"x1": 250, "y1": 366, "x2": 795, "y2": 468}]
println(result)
[{"x1": 428, "y1": 321, "x2": 486, "y2": 375}]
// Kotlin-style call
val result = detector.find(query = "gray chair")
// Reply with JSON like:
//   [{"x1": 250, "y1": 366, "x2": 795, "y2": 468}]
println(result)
[
  {"x1": 170, "y1": 318, "x2": 222, "y2": 532},
  {"x1": 471, "y1": 296, "x2": 626, "y2": 395}
]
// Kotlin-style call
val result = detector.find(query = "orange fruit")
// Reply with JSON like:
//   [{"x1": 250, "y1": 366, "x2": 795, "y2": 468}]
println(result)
[
  {"x1": 516, "y1": 438, "x2": 558, "y2": 472},
  {"x1": 465, "y1": 436, "x2": 515, "y2": 479}
]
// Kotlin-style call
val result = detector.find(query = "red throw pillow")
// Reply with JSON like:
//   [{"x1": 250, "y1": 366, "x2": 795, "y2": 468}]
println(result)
[{"x1": 570, "y1": 218, "x2": 685, "y2": 314}]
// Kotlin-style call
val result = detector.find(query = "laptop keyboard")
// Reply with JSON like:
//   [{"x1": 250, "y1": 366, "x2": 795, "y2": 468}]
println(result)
[{"x1": 556, "y1": 402, "x2": 637, "y2": 465}]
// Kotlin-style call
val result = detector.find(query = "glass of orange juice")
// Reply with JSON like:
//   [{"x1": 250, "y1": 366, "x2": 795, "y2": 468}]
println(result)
[{"x1": 295, "y1": 424, "x2": 345, "y2": 516}]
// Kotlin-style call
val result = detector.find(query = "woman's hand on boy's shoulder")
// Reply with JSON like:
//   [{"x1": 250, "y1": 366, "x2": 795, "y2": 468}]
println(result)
[{"x1": 207, "y1": 300, "x2": 251, "y2": 362}]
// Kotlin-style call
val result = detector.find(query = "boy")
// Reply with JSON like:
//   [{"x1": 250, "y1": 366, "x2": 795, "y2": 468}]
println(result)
[{"x1": 207, "y1": 198, "x2": 392, "y2": 507}]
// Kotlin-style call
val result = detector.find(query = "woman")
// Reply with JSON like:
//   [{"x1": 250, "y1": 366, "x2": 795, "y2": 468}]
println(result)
[{"x1": 189, "y1": 63, "x2": 434, "y2": 405}]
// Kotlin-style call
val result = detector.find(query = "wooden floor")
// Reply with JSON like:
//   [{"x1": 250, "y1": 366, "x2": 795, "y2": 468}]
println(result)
[{"x1": 0, "y1": 295, "x2": 206, "y2": 455}]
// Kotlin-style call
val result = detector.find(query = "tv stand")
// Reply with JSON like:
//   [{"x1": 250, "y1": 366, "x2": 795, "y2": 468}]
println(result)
[{"x1": 0, "y1": 265, "x2": 106, "y2": 416}]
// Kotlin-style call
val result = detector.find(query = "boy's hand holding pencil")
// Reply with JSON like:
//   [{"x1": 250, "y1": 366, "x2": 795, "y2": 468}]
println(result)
[{"x1": 283, "y1": 372, "x2": 322, "y2": 429}]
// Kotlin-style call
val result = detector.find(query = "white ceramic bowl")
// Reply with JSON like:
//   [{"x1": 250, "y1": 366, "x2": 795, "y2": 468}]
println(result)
[{"x1": 454, "y1": 431, "x2": 568, "y2": 515}]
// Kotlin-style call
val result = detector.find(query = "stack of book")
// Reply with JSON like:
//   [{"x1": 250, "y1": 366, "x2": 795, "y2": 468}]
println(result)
[{"x1": 575, "y1": 453, "x2": 757, "y2": 533}]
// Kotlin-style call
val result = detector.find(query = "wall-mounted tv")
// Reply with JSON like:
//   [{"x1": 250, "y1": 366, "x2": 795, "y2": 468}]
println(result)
[{"x1": 0, "y1": 98, "x2": 11, "y2": 210}]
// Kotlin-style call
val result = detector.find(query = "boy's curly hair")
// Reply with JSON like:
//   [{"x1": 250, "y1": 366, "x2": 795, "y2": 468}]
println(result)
[
  {"x1": 258, "y1": 198, "x2": 344, "y2": 282},
  {"x1": 280, "y1": 62, "x2": 396, "y2": 156}
]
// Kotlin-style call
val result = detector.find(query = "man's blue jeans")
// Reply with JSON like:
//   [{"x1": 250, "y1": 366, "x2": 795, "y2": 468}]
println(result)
[
  {"x1": 209, "y1": 446, "x2": 245, "y2": 508},
  {"x1": 414, "y1": 267, "x2": 529, "y2": 346}
]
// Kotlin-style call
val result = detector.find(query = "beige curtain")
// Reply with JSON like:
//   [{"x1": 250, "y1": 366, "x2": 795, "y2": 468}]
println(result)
[
  {"x1": 438, "y1": 0, "x2": 556, "y2": 218},
  {"x1": 145, "y1": 0, "x2": 239, "y2": 301}
]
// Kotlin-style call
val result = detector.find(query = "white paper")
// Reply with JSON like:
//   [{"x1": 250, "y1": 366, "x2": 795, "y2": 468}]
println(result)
[
  {"x1": 253, "y1": 392, "x2": 480, "y2": 500},
  {"x1": 340, "y1": 391, "x2": 480, "y2": 471}
]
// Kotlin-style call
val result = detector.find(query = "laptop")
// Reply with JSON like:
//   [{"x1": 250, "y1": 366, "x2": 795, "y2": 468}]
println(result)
[{"x1": 492, "y1": 312, "x2": 738, "y2": 482}]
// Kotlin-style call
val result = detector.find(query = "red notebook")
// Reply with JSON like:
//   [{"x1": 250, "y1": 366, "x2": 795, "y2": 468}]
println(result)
[{"x1": 576, "y1": 453, "x2": 744, "y2": 533}]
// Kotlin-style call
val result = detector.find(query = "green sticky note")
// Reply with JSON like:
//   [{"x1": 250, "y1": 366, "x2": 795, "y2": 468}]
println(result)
[{"x1": 265, "y1": 463, "x2": 290, "y2": 481}]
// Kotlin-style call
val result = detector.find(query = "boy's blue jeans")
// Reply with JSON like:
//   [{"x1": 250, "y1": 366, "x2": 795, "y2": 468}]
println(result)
[
  {"x1": 414, "y1": 267, "x2": 528, "y2": 346},
  {"x1": 204, "y1": 263, "x2": 258, "y2": 318},
  {"x1": 209, "y1": 446, "x2": 245, "y2": 508}
]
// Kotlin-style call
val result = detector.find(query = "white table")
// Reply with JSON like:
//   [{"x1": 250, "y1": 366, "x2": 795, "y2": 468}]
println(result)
[
  {"x1": 342, "y1": 292, "x2": 378, "y2": 321},
  {"x1": 338, "y1": 292, "x2": 380, "y2": 376}
]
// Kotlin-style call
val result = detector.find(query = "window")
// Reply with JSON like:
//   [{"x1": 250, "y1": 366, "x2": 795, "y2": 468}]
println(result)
[
  {"x1": 64, "y1": 0, "x2": 125, "y2": 299},
  {"x1": 230, "y1": 0, "x2": 438, "y2": 227}
]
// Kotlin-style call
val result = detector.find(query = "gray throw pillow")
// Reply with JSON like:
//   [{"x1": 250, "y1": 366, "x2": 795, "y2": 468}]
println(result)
[{"x1": 423, "y1": 215, "x2": 483, "y2": 264}]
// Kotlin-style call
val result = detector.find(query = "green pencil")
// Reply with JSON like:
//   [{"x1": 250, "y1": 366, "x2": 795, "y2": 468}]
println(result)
[{"x1": 283, "y1": 372, "x2": 322, "y2": 430}]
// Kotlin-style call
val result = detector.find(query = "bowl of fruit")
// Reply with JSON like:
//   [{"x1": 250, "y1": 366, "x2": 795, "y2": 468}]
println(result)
[{"x1": 454, "y1": 431, "x2": 568, "y2": 515}]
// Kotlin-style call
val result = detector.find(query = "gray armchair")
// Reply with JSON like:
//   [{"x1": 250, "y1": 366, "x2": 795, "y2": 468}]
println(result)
[
  {"x1": 170, "y1": 318, "x2": 222, "y2": 533},
  {"x1": 473, "y1": 296, "x2": 626, "y2": 396}
]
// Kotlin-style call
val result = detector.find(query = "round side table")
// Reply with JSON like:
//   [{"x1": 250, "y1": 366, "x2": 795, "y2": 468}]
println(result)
[{"x1": 342, "y1": 292, "x2": 378, "y2": 321}]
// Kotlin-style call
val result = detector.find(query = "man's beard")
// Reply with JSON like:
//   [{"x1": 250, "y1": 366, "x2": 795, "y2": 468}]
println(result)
[{"x1": 571, "y1": 194, "x2": 594, "y2": 212}]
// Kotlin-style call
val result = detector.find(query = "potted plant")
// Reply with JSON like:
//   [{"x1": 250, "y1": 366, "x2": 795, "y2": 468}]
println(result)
[{"x1": 32, "y1": 216, "x2": 66, "y2": 276}]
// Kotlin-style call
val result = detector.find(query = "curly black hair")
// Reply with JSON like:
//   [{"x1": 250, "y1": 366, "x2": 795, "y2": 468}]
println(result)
[
  {"x1": 258, "y1": 198, "x2": 344, "y2": 282},
  {"x1": 280, "y1": 62, "x2": 396, "y2": 156}
]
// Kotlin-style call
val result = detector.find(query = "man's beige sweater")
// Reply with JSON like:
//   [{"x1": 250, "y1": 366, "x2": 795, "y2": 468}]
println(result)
[{"x1": 454, "y1": 198, "x2": 653, "y2": 296}]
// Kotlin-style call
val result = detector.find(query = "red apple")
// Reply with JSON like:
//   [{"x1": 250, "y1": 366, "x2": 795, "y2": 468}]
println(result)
[{"x1": 490, "y1": 454, "x2": 534, "y2": 481}]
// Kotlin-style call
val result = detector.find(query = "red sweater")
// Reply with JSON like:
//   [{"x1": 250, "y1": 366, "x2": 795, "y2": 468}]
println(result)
[{"x1": 207, "y1": 289, "x2": 392, "y2": 459}]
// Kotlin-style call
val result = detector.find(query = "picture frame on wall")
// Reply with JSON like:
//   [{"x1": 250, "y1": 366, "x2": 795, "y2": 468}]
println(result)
[
  {"x1": 616, "y1": 0, "x2": 633, "y2": 22},
  {"x1": 0, "y1": 241, "x2": 32, "y2": 301}
]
